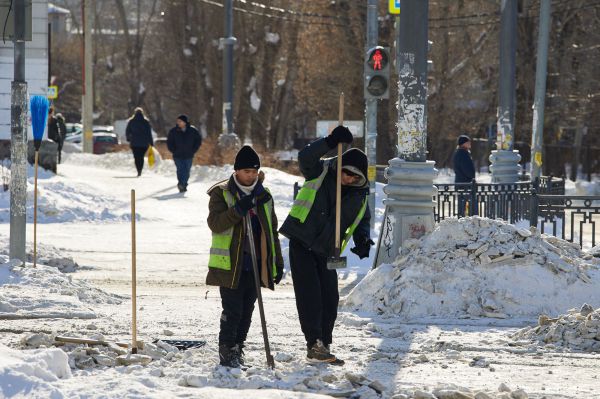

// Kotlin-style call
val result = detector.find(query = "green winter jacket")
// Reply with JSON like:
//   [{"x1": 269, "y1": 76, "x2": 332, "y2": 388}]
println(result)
[{"x1": 206, "y1": 172, "x2": 284, "y2": 290}]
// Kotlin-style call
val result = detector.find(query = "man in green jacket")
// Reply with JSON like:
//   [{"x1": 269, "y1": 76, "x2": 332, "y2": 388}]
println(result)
[
  {"x1": 206, "y1": 145, "x2": 284, "y2": 368},
  {"x1": 280, "y1": 127, "x2": 374, "y2": 365}
]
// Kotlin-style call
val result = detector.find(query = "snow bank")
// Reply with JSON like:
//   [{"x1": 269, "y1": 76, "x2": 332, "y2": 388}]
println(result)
[
  {"x1": 0, "y1": 236, "x2": 79, "y2": 273},
  {"x1": 0, "y1": 254, "x2": 122, "y2": 320},
  {"x1": 0, "y1": 343, "x2": 71, "y2": 398},
  {"x1": 512, "y1": 304, "x2": 600, "y2": 352},
  {"x1": 344, "y1": 217, "x2": 600, "y2": 319}
]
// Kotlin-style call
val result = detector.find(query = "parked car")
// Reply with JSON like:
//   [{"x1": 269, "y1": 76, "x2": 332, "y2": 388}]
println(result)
[
  {"x1": 65, "y1": 125, "x2": 115, "y2": 144},
  {"x1": 93, "y1": 132, "x2": 119, "y2": 154}
]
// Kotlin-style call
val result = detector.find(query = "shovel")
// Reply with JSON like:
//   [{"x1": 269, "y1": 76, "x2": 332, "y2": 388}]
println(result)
[{"x1": 327, "y1": 93, "x2": 347, "y2": 270}]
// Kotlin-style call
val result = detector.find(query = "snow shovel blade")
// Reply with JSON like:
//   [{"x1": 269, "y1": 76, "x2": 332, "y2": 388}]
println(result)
[{"x1": 326, "y1": 256, "x2": 347, "y2": 270}]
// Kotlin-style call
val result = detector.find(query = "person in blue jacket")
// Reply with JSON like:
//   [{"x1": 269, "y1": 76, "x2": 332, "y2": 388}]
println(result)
[{"x1": 167, "y1": 114, "x2": 202, "y2": 192}]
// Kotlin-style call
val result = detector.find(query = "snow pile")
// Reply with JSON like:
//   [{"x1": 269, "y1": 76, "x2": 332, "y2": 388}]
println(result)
[
  {"x1": 511, "y1": 304, "x2": 600, "y2": 352},
  {"x1": 0, "y1": 343, "x2": 71, "y2": 397},
  {"x1": 0, "y1": 255, "x2": 122, "y2": 320},
  {"x1": 344, "y1": 217, "x2": 600, "y2": 319},
  {"x1": 0, "y1": 236, "x2": 79, "y2": 272},
  {"x1": 393, "y1": 383, "x2": 529, "y2": 399}
]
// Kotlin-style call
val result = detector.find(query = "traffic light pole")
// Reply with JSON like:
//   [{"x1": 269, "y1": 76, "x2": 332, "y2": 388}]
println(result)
[
  {"x1": 373, "y1": 0, "x2": 437, "y2": 269},
  {"x1": 10, "y1": 0, "x2": 28, "y2": 262},
  {"x1": 82, "y1": 0, "x2": 94, "y2": 154},
  {"x1": 365, "y1": 0, "x2": 378, "y2": 230},
  {"x1": 530, "y1": 0, "x2": 551, "y2": 180},
  {"x1": 490, "y1": 0, "x2": 521, "y2": 183},
  {"x1": 218, "y1": 0, "x2": 240, "y2": 148}
]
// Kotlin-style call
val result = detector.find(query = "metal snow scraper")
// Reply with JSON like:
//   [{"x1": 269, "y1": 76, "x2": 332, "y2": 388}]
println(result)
[
  {"x1": 245, "y1": 212, "x2": 275, "y2": 369},
  {"x1": 327, "y1": 93, "x2": 347, "y2": 270}
]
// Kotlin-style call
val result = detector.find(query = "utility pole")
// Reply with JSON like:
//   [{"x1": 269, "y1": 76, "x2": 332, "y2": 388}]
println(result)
[
  {"x1": 217, "y1": 0, "x2": 240, "y2": 148},
  {"x1": 530, "y1": 0, "x2": 551, "y2": 180},
  {"x1": 365, "y1": 0, "x2": 378, "y2": 230},
  {"x1": 10, "y1": 0, "x2": 28, "y2": 262},
  {"x1": 82, "y1": 0, "x2": 94, "y2": 153},
  {"x1": 490, "y1": 0, "x2": 521, "y2": 183},
  {"x1": 373, "y1": 0, "x2": 437, "y2": 268}
]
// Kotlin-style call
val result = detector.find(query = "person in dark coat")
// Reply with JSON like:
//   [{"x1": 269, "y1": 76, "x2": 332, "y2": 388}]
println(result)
[
  {"x1": 453, "y1": 134, "x2": 476, "y2": 216},
  {"x1": 279, "y1": 127, "x2": 373, "y2": 365},
  {"x1": 125, "y1": 107, "x2": 154, "y2": 176},
  {"x1": 206, "y1": 145, "x2": 284, "y2": 368},
  {"x1": 167, "y1": 114, "x2": 202, "y2": 192},
  {"x1": 47, "y1": 107, "x2": 66, "y2": 163}
]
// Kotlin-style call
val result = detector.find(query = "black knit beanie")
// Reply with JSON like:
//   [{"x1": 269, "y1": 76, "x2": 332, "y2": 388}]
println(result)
[
  {"x1": 341, "y1": 148, "x2": 368, "y2": 181},
  {"x1": 234, "y1": 145, "x2": 260, "y2": 170},
  {"x1": 457, "y1": 134, "x2": 471, "y2": 146},
  {"x1": 177, "y1": 114, "x2": 189, "y2": 124}
]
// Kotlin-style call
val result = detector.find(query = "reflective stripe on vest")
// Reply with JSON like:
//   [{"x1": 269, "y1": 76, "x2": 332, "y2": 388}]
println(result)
[
  {"x1": 262, "y1": 190, "x2": 277, "y2": 278},
  {"x1": 208, "y1": 190, "x2": 236, "y2": 270},
  {"x1": 209, "y1": 188, "x2": 278, "y2": 278},
  {"x1": 289, "y1": 162, "x2": 330, "y2": 222},
  {"x1": 341, "y1": 198, "x2": 368, "y2": 252}
]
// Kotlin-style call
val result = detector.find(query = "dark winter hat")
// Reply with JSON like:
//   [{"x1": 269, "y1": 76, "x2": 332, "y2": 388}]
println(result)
[
  {"x1": 234, "y1": 145, "x2": 261, "y2": 170},
  {"x1": 177, "y1": 114, "x2": 189, "y2": 124},
  {"x1": 341, "y1": 148, "x2": 368, "y2": 183},
  {"x1": 457, "y1": 134, "x2": 471, "y2": 146}
]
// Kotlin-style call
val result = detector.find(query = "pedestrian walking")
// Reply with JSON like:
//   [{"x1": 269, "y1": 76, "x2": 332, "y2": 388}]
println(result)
[
  {"x1": 125, "y1": 107, "x2": 154, "y2": 177},
  {"x1": 47, "y1": 107, "x2": 66, "y2": 163},
  {"x1": 453, "y1": 134, "x2": 476, "y2": 216},
  {"x1": 167, "y1": 114, "x2": 202, "y2": 192},
  {"x1": 206, "y1": 145, "x2": 284, "y2": 368},
  {"x1": 279, "y1": 127, "x2": 373, "y2": 365}
]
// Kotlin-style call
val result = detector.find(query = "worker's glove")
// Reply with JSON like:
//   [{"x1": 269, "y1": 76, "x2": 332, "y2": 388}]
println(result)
[
  {"x1": 274, "y1": 269, "x2": 284, "y2": 284},
  {"x1": 350, "y1": 236, "x2": 375, "y2": 259},
  {"x1": 325, "y1": 125, "x2": 353, "y2": 148},
  {"x1": 235, "y1": 194, "x2": 255, "y2": 216}
]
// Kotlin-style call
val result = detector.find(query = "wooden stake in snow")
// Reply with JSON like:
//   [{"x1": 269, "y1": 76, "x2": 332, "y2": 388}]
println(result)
[{"x1": 131, "y1": 189, "x2": 138, "y2": 354}]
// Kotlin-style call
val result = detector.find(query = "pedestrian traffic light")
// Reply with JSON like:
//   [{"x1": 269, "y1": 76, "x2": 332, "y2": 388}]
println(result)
[{"x1": 364, "y1": 46, "x2": 390, "y2": 100}]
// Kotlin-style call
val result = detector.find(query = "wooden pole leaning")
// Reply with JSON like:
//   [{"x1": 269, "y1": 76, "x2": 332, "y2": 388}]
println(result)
[
  {"x1": 33, "y1": 151, "x2": 39, "y2": 268},
  {"x1": 131, "y1": 189, "x2": 138, "y2": 354}
]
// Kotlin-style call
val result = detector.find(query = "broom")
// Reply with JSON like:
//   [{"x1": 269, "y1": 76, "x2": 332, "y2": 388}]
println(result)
[{"x1": 30, "y1": 95, "x2": 49, "y2": 268}]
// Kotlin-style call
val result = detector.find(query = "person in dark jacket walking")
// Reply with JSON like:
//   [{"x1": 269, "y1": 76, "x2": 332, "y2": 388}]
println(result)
[
  {"x1": 126, "y1": 107, "x2": 154, "y2": 176},
  {"x1": 206, "y1": 145, "x2": 284, "y2": 368},
  {"x1": 453, "y1": 134, "x2": 476, "y2": 216},
  {"x1": 167, "y1": 114, "x2": 202, "y2": 192},
  {"x1": 280, "y1": 127, "x2": 373, "y2": 365},
  {"x1": 47, "y1": 107, "x2": 66, "y2": 163}
]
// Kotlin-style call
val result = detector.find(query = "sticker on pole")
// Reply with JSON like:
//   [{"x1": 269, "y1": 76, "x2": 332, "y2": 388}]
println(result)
[
  {"x1": 389, "y1": 0, "x2": 400, "y2": 15},
  {"x1": 48, "y1": 86, "x2": 58, "y2": 100}
]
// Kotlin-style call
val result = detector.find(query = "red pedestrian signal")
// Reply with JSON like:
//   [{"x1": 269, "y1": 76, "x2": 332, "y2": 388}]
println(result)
[{"x1": 364, "y1": 46, "x2": 390, "y2": 99}]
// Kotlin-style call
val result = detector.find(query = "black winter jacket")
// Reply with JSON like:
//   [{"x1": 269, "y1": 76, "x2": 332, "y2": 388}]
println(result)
[
  {"x1": 167, "y1": 124, "x2": 202, "y2": 159},
  {"x1": 279, "y1": 138, "x2": 370, "y2": 257},
  {"x1": 453, "y1": 148, "x2": 475, "y2": 183},
  {"x1": 126, "y1": 114, "x2": 154, "y2": 148}
]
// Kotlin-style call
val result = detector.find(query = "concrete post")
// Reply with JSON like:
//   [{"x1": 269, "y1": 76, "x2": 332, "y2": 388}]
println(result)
[
  {"x1": 217, "y1": 0, "x2": 240, "y2": 148},
  {"x1": 82, "y1": 0, "x2": 94, "y2": 153},
  {"x1": 530, "y1": 0, "x2": 551, "y2": 180},
  {"x1": 365, "y1": 0, "x2": 378, "y2": 230},
  {"x1": 9, "y1": 0, "x2": 28, "y2": 262},
  {"x1": 490, "y1": 0, "x2": 520, "y2": 183},
  {"x1": 373, "y1": 0, "x2": 437, "y2": 268}
]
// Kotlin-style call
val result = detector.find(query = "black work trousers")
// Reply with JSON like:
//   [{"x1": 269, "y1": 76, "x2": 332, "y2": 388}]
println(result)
[
  {"x1": 131, "y1": 146, "x2": 148, "y2": 174},
  {"x1": 289, "y1": 239, "x2": 339, "y2": 348},
  {"x1": 218, "y1": 270, "x2": 257, "y2": 347}
]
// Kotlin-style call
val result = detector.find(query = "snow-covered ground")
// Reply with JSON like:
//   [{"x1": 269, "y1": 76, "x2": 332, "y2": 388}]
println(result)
[{"x1": 1, "y1": 152, "x2": 600, "y2": 398}]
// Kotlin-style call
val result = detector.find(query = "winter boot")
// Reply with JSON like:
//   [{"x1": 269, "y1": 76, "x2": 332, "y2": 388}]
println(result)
[
  {"x1": 234, "y1": 344, "x2": 247, "y2": 367},
  {"x1": 219, "y1": 344, "x2": 241, "y2": 368},
  {"x1": 307, "y1": 339, "x2": 341, "y2": 364},
  {"x1": 324, "y1": 344, "x2": 345, "y2": 366}
]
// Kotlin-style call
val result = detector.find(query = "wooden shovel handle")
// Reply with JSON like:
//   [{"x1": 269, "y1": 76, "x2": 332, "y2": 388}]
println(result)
[{"x1": 335, "y1": 93, "x2": 344, "y2": 253}]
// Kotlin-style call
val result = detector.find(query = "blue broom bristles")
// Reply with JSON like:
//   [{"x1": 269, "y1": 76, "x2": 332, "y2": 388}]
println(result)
[{"x1": 30, "y1": 95, "x2": 49, "y2": 141}]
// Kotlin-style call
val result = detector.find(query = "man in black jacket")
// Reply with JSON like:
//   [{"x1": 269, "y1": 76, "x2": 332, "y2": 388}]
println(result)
[
  {"x1": 167, "y1": 114, "x2": 202, "y2": 192},
  {"x1": 47, "y1": 107, "x2": 66, "y2": 163},
  {"x1": 280, "y1": 126, "x2": 373, "y2": 365},
  {"x1": 453, "y1": 134, "x2": 475, "y2": 216}
]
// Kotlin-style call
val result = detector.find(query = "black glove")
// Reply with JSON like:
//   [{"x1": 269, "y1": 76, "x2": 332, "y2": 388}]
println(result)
[
  {"x1": 351, "y1": 237, "x2": 375, "y2": 259},
  {"x1": 274, "y1": 269, "x2": 283, "y2": 284},
  {"x1": 325, "y1": 125, "x2": 353, "y2": 148},
  {"x1": 235, "y1": 194, "x2": 255, "y2": 216}
]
